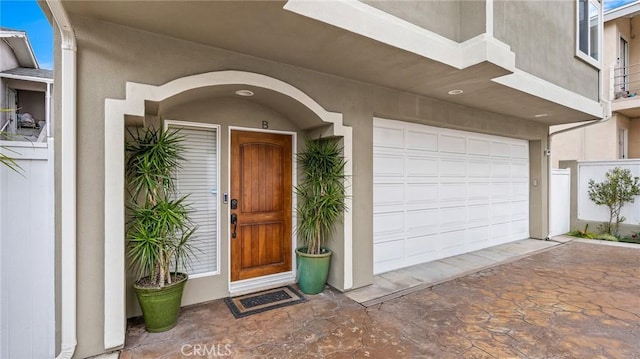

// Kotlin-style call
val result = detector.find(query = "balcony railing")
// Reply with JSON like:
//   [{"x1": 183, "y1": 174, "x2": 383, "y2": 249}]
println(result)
[{"x1": 610, "y1": 63, "x2": 640, "y2": 100}]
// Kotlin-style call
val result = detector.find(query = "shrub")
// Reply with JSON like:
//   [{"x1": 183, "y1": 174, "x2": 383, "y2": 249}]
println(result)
[
  {"x1": 594, "y1": 233, "x2": 618, "y2": 241},
  {"x1": 588, "y1": 167, "x2": 640, "y2": 235}
]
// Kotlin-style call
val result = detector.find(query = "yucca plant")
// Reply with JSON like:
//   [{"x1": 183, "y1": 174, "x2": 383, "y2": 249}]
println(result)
[
  {"x1": 296, "y1": 137, "x2": 347, "y2": 255},
  {"x1": 125, "y1": 126, "x2": 196, "y2": 288}
]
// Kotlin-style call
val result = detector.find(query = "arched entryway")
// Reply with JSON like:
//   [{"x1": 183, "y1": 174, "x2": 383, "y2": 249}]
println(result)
[{"x1": 103, "y1": 70, "x2": 353, "y2": 349}]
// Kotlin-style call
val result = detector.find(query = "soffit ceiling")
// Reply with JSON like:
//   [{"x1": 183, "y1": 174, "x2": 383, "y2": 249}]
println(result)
[{"x1": 62, "y1": 0, "x2": 597, "y2": 125}]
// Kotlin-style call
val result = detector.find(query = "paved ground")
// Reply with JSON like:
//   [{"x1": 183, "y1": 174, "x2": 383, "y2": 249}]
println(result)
[{"x1": 120, "y1": 241, "x2": 640, "y2": 358}]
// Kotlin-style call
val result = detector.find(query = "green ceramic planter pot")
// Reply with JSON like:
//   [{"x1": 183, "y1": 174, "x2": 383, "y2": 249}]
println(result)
[
  {"x1": 133, "y1": 273, "x2": 188, "y2": 332},
  {"x1": 296, "y1": 248, "x2": 332, "y2": 295}
]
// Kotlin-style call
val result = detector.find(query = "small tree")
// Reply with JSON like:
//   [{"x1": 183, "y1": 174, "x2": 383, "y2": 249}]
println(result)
[
  {"x1": 588, "y1": 167, "x2": 640, "y2": 235},
  {"x1": 295, "y1": 137, "x2": 348, "y2": 255}
]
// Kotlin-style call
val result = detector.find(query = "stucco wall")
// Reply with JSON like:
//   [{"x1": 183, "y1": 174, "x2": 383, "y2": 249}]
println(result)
[
  {"x1": 493, "y1": 0, "x2": 600, "y2": 101},
  {"x1": 362, "y1": 0, "x2": 461, "y2": 41},
  {"x1": 361, "y1": 0, "x2": 485, "y2": 42},
  {"x1": 0, "y1": 40, "x2": 19, "y2": 72},
  {"x1": 630, "y1": 119, "x2": 640, "y2": 158},
  {"x1": 550, "y1": 116, "x2": 624, "y2": 168},
  {"x1": 604, "y1": 18, "x2": 638, "y2": 97},
  {"x1": 0, "y1": 36, "x2": 21, "y2": 129},
  {"x1": 65, "y1": 16, "x2": 550, "y2": 358}
]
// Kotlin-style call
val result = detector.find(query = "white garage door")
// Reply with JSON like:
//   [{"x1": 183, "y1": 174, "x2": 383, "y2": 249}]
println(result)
[{"x1": 373, "y1": 118, "x2": 529, "y2": 274}]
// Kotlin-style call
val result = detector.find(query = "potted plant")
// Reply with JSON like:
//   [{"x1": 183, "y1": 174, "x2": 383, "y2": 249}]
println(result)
[
  {"x1": 295, "y1": 137, "x2": 347, "y2": 294},
  {"x1": 125, "y1": 126, "x2": 196, "y2": 332}
]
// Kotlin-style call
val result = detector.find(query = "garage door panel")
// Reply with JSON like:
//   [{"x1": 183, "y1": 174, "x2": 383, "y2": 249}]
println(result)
[
  {"x1": 406, "y1": 183, "x2": 438, "y2": 205},
  {"x1": 373, "y1": 183, "x2": 404, "y2": 208},
  {"x1": 468, "y1": 160, "x2": 491, "y2": 178},
  {"x1": 467, "y1": 226, "x2": 489, "y2": 245},
  {"x1": 374, "y1": 241, "x2": 404, "y2": 265},
  {"x1": 373, "y1": 212, "x2": 404, "y2": 241},
  {"x1": 491, "y1": 160, "x2": 511, "y2": 178},
  {"x1": 406, "y1": 209, "x2": 439, "y2": 235},
  {"x1": 440, "y1": 158, "x2": 467, "y2": 177},
  {"x1": 439, "y1": 134, "x2": 466, "y2": 154},
  {"x1": 407, "y1": 156, "x2": 438, "y2": 177},
  {"x1": 373, "y1": 126, "x2": 404, "y2": 148},
  {"x1": 467, "y1": 138, "x2": 490, "y2": 156},
  {"x1": 440, "y1": 206, "x2": 467, "y2": 231},
  {"x1": 491, "y1": 202, "x2": 512, "y2": 224},
  {"x1": 373, "y1": 154, "x2": 404, "y2": 177},
  {"x1": 511, "y1": 220, "x2": 529, "y2": 238},
  {"x1": 439, "y1": 229, "x2": 467, "y2": 256},
  {"x1": 511, "y1": 162, "x2": 529, "y2": 178},
  {"x1": 406, "y1": 234, "x2": 438, "y2": 258},
  {"x1": 406, "y1": 130, "x2": 438, "y2": 152},
  {"x1": 491, "y1": 182, "x2": 513, "y2": 201},
  {"x1": 490, "y1": 142, "x2": 512, "y2": 157},
  {"x1": 440, "y1": 183, "x2": 467, "y2": 203},
  {"x1": 468, "y1": 205, "x2": 490, "y2": 226},
  {"x1": 468, "y1": 182, "x2": 491, "y2": 202},
  {"x1": 511, "y1": 201, "x2": 529, "y2": 220},
  {"x1": 511, "y1": 144, "x2": 528, "y2": 158},
  {"x1": 489, "y1": 223, "x2": 511, "y2": 242},
  {"x1": 373, "y1": 118, "x2": 529, "y2": 274},
  {"x1": 512, "y1": 181, "x2": 529, "y2": 200}
]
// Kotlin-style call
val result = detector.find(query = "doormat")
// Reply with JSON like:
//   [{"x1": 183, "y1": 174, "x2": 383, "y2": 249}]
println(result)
[{"x1": 224, "y1": 286, "x2": 307, "y2": 319}]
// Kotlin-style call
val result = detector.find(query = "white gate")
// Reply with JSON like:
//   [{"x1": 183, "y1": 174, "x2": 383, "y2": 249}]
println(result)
[
  {"x1": 0, "y1": 141, "x2": 54, "y2": 358},
  {"x1": 549, "y1": 168, "x2": 571, "y2": 236}
]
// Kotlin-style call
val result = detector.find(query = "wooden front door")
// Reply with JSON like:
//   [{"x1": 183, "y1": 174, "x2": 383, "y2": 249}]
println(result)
[{"x1": 230, "y1": 130, "x2": 293, "y2": 281}]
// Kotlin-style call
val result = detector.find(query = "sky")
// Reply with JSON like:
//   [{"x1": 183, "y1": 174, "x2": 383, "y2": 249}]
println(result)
[
  {"x1": 0, "y1": 0, "x2": 638, "y2": 72},
  {"x1": 0, "y1": 0, "x2": 53, "y2": 70},
  {"x1": 605, "y1": 0, "x2": 638, "y2": 11}
]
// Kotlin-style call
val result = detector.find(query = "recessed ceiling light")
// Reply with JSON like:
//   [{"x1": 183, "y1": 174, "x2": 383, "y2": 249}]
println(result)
[
  {"x1": 235, "y1": 89, "x2": 254, "y2": 97},
  {"x1": 448, "y1": 89, "x2": 464, "y2": 95},
  {"x1": 534, "y1": 113, "x2": 548, "y2": 118}
]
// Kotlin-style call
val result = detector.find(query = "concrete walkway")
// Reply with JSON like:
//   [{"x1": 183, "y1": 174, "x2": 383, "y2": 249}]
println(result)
[
  {"x1": 346, "y1": 238, "x2": 565, "y2": 306},
  {"x1": 120, "y1": 240, "x2": 640, "y2": 358}
]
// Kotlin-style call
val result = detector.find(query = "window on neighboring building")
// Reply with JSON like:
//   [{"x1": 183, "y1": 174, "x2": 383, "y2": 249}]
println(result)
[
  {"x1": 576, "y1": 0, "x2": 601, "y2": 67},
  {"x1": 616, "y1": 36, "x2": 629, "y2": 92}
]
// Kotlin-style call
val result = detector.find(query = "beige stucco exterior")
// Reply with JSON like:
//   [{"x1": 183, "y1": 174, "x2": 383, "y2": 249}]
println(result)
[
  {"x1": 550, "y1": 113, "x2": 632, "y2": 167},
  {"x1": 42, "y1": 1, "x2": 607, "y2": 357},
  {"x1": 551, "y1": 9, "x2": 640, "y2": 167},
  {"x1": 65, "y1": 16, "x2": 552, "y2": 358},
  {"x1": 494, "y1": 0, "x2": 600, "y2": 101}
]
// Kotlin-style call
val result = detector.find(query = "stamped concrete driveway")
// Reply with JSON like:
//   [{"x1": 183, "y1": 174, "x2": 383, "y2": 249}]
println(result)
[{"x1": 121, "y1": 241, "x2": 640, "y2": 358}]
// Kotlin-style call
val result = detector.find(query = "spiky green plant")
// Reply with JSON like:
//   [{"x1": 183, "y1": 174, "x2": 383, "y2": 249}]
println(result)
[
  {"x1": 125, "y1": 126, "x2": 196, "y2": 288},
  {"x1": 295, "y1": 137, "x2": 347, "y2": 255}
]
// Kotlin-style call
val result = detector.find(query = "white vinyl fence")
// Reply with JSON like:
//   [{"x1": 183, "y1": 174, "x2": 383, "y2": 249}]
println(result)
[
  {"x1": 549, "y1": 168, "x2": 571, "y2": 237},
  {"x1": 578, "y1": 160, "x2": 640, "y2": 225},
  {"x1": 0, "y1": 141, "x2": 54, "y2": 358}
]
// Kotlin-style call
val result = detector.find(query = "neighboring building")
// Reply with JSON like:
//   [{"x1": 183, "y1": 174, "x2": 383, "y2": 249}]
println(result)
[
  {"x1": 41, "y1": 1, "x2": 605, "y2": 357},
  {"x1": 551, "y1": 1, "x2": 640, "y2": 167},
  {"x1": 0, "y1": 28, "x2": 53, "y2": 141}
]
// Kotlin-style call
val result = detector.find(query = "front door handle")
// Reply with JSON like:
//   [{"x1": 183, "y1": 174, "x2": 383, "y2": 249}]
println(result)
[{"x1": 231, "y1": 213, "x2": 237, "y2": 238}]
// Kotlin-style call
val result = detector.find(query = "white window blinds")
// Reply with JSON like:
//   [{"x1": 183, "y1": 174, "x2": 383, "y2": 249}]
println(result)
[{"x1": 169, "y1": 123, "x2": 219, "y2": 276}]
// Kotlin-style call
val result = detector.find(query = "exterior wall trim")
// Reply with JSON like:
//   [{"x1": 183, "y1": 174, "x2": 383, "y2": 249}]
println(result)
[
  {"x1": 284, "y1": 0, "x2": 515, "y2": 71},
  {"x1": 493, "y1": 69, "x2": 605, "y2": 118},
  {"x1": 284, "y1": 0, "x2": 604, "y2": 119},
  {"x1": 104, "y1": 70, "x2": 353, "y2": 350}
]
